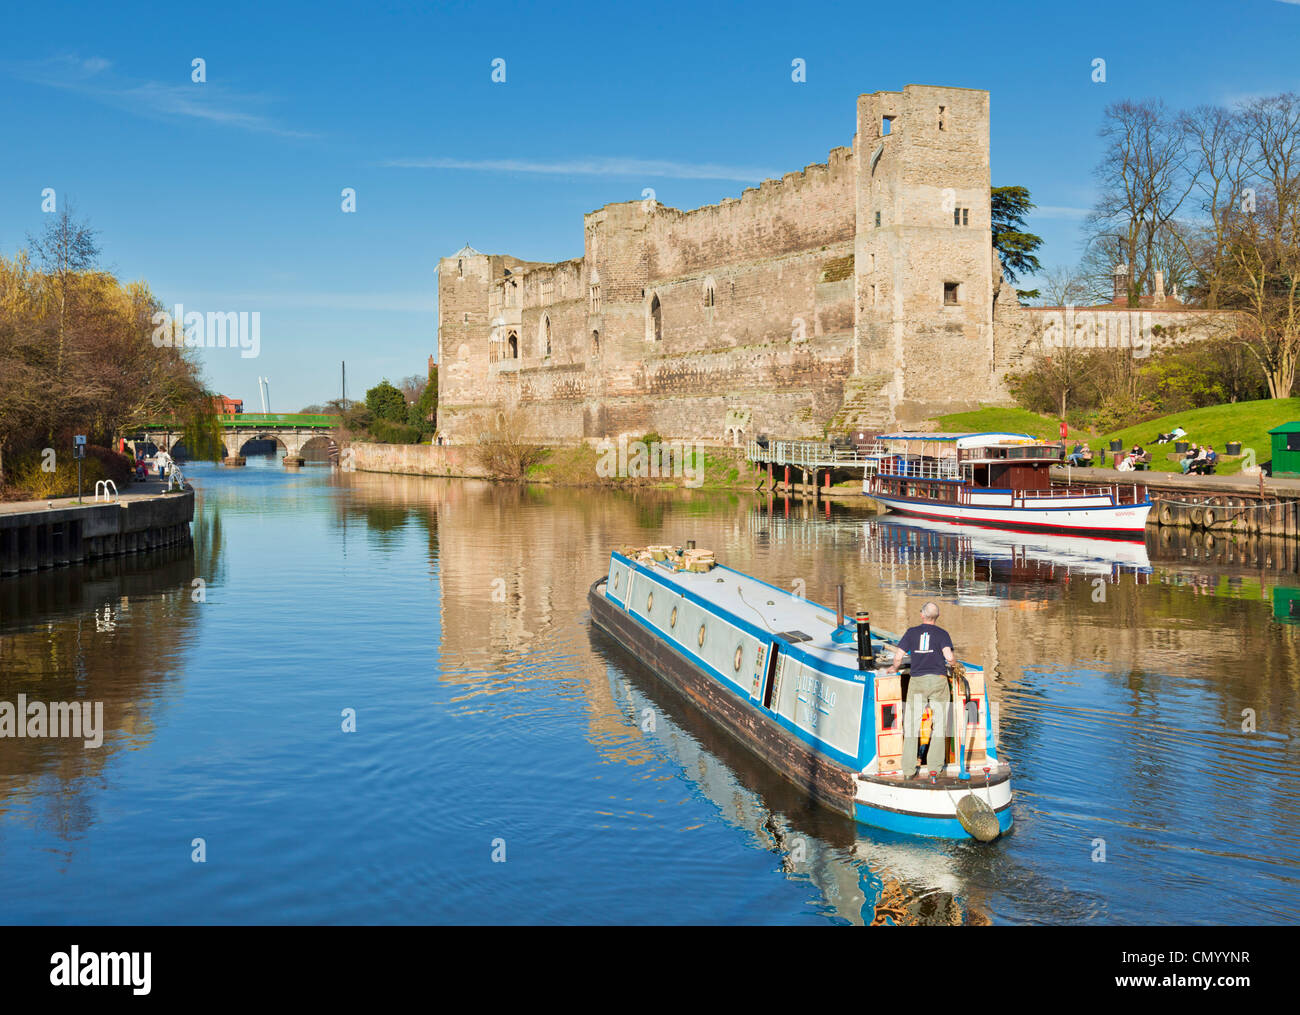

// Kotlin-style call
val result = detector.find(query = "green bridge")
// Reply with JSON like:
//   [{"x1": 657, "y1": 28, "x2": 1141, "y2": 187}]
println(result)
[{"x1": 141, "y1": 413, "x2": 341, "y2": 431}]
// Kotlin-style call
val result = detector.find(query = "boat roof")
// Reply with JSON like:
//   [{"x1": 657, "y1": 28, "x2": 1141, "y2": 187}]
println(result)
[
  {"x1": 877, "y1": 431, "x2": 1042, "y2": 442},
  {"x1": 614, "y1": 553, "x2": 981, "y2": 675}
]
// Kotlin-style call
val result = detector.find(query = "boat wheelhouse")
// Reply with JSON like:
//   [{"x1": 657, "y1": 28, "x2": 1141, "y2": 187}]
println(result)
[
  {"x1": 863, "y1": 431, "x2": 1151, "y2": 539},
  {"x1": 589, "y1": 547, "x2": 1013, "y2": 840}
]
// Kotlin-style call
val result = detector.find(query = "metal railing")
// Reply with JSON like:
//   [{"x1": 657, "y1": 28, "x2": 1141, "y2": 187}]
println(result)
[
  {"x1": 876, "y1": 456, "x2": 961, "y2": 480},
  {"x1": 746, "y1": 439, "x2": 887, "y2": 470},
  {"x1": 94, "y1": 480, "x2": 118, "y2": 502},
  {"x1": 167, "y1": 464, "x2": 188, "y2": 492}
]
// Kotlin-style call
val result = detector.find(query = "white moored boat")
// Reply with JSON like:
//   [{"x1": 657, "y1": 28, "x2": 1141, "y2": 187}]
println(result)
[
  {"x1": 589, "y1": 546, "x2": 1013, "y2": 841},
  {"x1": 862, "y1": 432, "x2": 1151, "y2": 539}
]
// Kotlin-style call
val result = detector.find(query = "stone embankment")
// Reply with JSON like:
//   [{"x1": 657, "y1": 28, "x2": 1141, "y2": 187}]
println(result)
[{"x1": 0, "y1": 482, "x2": 194, "y2": 577}]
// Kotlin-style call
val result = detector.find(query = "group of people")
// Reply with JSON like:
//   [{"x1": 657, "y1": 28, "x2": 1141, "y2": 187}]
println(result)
[
  {"x1": 1066, "y1": 423, "x2": 1220, "y2": 475},
  {"x1": 133, "y1": 448, "x2": 171, "y2": 482},
  {"x1": 1180, "y1": 444, "x2": 1218, "y2": 474}
]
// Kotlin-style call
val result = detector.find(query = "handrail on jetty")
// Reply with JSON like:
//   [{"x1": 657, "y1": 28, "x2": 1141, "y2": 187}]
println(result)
[{"x1": 746, "y1": 439, "x2": 886, "y2": 472}]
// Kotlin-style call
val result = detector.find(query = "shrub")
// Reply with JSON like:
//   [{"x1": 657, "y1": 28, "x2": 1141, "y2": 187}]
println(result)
[
  {"x1": 368, "y1": 419, "x2": 423, "y2": 444},
  {"x1": 5, "y1": 447, "x2": 114, "y2": 499}
]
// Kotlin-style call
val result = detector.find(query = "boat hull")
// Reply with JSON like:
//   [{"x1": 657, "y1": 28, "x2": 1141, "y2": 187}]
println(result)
[
  {"x1": 589, "y1": 576, "x2": 1012, "y2": 839},
  {"x1": 869, "y1": 492, "x2": 1151, "y2": 539}
]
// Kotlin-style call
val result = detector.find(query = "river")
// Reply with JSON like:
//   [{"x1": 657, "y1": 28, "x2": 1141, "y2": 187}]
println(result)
[{"x1": 1, "y1": 455, "x2": 1297, "y2": 924}]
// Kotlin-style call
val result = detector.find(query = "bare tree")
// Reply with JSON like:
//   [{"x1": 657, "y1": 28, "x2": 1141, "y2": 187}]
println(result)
[
  {"x1": 397, "y1": 374, "x2": 426, "y2": 406},
  {"x1": 468, "y1": 399, "x2": 548, "y2": 479},
  {"x1": 1038, "y1": 264, "x2": 1090, "y2": 306},
  {"x1": 1087, "y1": 100, "x2": 1196, "y2": 306},
  {"x1": 27, "y1": 202, "x2": 101, "y2": 372},
  {"x1": 1207, "y1": 93, "x2": 1300, "y2": 396}
]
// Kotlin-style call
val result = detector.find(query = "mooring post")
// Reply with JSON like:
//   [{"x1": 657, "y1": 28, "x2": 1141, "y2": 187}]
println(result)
[{"x1": 855, "y1": 611, "x2": 872, "y2": 670}]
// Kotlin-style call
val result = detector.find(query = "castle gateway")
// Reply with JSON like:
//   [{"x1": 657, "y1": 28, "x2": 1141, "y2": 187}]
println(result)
[{"x1": 435, "y1": 84, "x2": 1225, "y2": 446}]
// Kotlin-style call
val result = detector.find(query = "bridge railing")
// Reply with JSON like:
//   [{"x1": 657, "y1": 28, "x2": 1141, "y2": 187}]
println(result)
[{"x1": 140, "y1": 413, "x2": 340, "y2": 430}]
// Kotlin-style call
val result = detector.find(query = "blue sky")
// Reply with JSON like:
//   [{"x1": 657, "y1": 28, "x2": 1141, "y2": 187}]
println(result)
[{"x1": 2, "y1": 0, "x2": 1297, "y2": 411}]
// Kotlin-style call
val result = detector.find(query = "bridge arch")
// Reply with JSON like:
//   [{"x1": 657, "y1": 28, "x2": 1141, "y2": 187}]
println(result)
[
  {"x1": 237, "y1": 432, "x2": 291, "y2": 457},
  {"x1": 299, "y1": 434, "x2": 340, "y2": 464}
]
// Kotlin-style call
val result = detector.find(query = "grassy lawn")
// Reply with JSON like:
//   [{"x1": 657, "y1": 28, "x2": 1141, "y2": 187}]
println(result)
[
  {"x1": 934, "y1": 399, "x2": 1300, "y2": 475},
  {"x1": 1096, "y1": 398, "x2": 1300, "y2": 473},
  {"x1": 934, "y1": 406, "x2": 1064, "y2": 439}
]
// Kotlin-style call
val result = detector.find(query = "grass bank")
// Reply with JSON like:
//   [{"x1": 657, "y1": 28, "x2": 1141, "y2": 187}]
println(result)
[
  {"x1": 935, "y1": 399, "x2": 1300, "y2": 474},
  {"x1": 524, "y1": 444, "x2": 764, "y2": 490}
]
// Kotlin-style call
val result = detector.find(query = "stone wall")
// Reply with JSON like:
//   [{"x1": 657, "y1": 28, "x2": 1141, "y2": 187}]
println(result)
[{"x1": 348, "y1": 443, "x2": 490, "y2": 479}]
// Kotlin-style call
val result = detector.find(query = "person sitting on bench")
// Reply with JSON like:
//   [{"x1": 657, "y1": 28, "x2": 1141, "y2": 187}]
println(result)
[
  {"x1": 1130, "y1": 445, "x2": 1150, "y2": 470},
  {"x1": 1189, "y1": 446, "x2": 1218, "y2": 475},
  {"x1": 1181, "y1": 445, "x2": 1205, "y2": 474},
  {"x1": 1067, "y1": 442, "x2": 1088, "y2": 466}
]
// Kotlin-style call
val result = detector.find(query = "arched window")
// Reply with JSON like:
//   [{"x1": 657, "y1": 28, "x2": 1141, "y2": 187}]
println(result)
[
  {"x1": 703, "y1": 278, "x2": 716, "y2": 308},
  {"x1": 507, "y1": 331, "x2": 519, "y2": 359},
  {"x1": 591, "y1": 330, "x2": 600, "y2": 355},
  {"x1": 650, "y1": 294, "x2": 662, "y2": 343},
  {"x1": 589, "y1": 269, "x2": 601, "y2": 314},
  {"x1": 540, "y1": 315, "x2": 551, "y2": 358}
]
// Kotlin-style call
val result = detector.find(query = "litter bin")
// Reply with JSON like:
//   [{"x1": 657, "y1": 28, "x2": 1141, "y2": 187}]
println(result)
[
  {"x1": 1109, "y1": 439, "x2": 1123, "y2": 453},
  {"x1": 1226, "y1": 441, "x2": 1242, "y2": 456},
  {"x1": 1174, "y1": 441, "x2": 1189, "y2": 454}
]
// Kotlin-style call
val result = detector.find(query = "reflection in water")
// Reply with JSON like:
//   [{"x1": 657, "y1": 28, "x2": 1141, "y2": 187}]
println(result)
[
  {"x1": 0, "y1": 541, "x2": 200, "y2": 845},
  {"x1": 1, "y1": 462, "x2": 1297, "y2": 924}
]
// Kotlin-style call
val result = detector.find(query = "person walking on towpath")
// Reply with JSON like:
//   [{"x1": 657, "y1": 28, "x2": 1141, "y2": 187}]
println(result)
[{"x1": 885, "y1": 602, "x2": 957, "y2": 780}]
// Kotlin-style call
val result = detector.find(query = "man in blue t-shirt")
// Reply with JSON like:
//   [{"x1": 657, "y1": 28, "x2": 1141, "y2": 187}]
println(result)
[{"x1": 885, "y1": 602, "x2": 957, "y2": 779}]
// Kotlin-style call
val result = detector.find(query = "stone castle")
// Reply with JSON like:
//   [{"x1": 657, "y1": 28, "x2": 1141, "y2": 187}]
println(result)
[{"x1": 436, "y1": 84, "x2": 1228, "y2": 446}]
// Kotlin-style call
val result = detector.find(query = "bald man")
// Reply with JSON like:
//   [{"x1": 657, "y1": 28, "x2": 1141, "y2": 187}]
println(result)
[{"x1": 885, "y1": 602, "x2": 957, "y2": 779}]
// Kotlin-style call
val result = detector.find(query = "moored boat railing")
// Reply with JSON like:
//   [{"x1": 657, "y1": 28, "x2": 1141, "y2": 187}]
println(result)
[{"x1": 1016, "y1": 484, "x2": 1148, "y2": 504}]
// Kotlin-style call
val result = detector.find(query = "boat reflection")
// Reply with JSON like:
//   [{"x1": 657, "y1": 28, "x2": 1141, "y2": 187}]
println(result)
[{"x1": 872, "y1": 516, "x2": 1152, "y2": 581}]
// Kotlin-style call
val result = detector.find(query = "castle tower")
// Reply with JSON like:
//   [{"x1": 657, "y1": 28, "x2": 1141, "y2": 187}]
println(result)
[
  {"x1": 853, "y1": 85, "x2": 994, "y2": 427},
  {"x1": 436, "y1": 244, "x2": 495, "y2": 418}
]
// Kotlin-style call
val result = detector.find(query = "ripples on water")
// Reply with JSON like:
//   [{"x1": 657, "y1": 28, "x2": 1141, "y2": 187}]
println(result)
[{"x1": 0, "y1": 456, "x2": 1297, "y2": 924}]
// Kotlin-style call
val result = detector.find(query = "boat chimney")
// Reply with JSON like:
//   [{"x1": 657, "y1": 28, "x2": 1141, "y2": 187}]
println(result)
[
  {"x1": 836, "y1": 585, "x2": 845, "y2": 628},
  {"x1": 686, "y1": 540, "x2": 696, "y2": 550},
  {"x1": 855, "y1": 611, "x2": 873, "y2": 670}
]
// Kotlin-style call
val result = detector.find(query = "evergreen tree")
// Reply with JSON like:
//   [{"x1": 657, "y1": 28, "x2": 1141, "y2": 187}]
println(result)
[{"x1": 991, "y1": 185, "x2": 1044, "y2": 298}]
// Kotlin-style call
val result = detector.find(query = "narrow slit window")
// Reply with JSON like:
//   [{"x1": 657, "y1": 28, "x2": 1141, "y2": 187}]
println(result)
[{"x1": 944, "y1": 282, "x2": 960, "y2": 306}]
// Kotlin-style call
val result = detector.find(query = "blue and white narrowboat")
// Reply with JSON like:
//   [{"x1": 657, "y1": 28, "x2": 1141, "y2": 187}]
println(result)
[
  {"x1": 862, "y1": 432, "x2": 1151, "y2": 539},
  {"x1": 589, "y1": 547, "x2": 1012, "y2": 841}
]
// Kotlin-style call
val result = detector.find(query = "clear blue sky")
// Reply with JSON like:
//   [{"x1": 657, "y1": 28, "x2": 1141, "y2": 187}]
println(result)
[{"x1": 2, "y1": 0, "x2": 1297, "y2": 411}]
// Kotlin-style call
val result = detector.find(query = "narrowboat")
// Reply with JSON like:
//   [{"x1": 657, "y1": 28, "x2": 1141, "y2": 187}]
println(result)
[
  {"x1": 862, "y1": 432, "x2": 1151, "y2": 539},
  {"x1": 588, "y1": 546, "x2": 1013, "y2": 841}
]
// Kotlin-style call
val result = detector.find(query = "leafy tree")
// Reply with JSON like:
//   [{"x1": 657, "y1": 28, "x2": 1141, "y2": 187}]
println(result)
[
  {"x1": 416, "y1": 365, "x2": 437, "y2": 428},
  {"x1": 991, "y1": 185, "x2": 1044, "y2": 297},
  {"x1": 365, "y1": 379, "x2": 407, "y2": 423}
]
